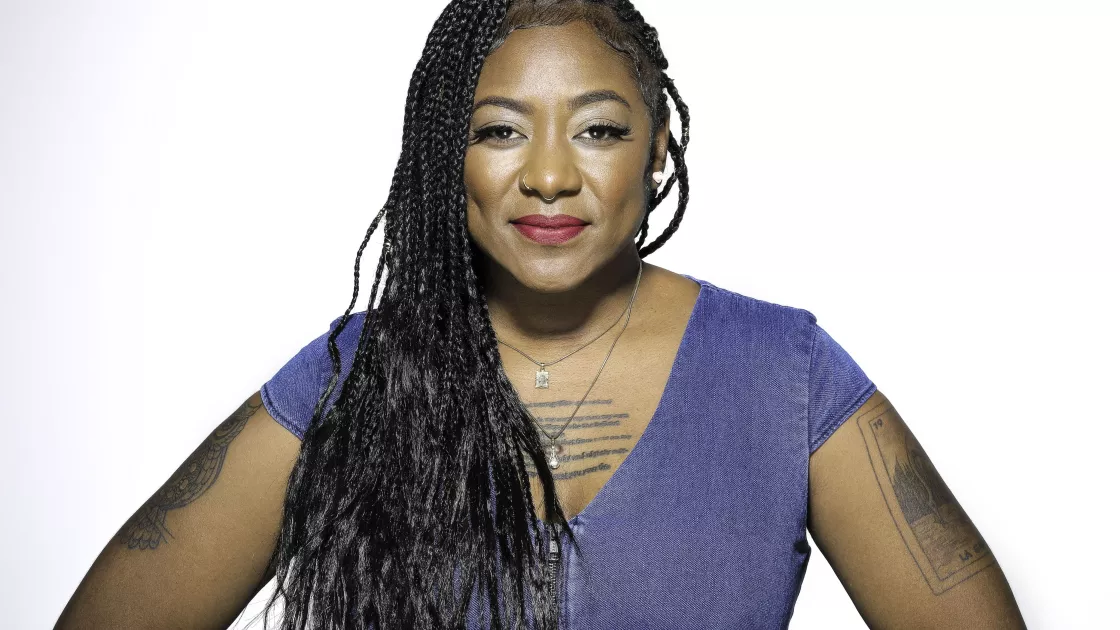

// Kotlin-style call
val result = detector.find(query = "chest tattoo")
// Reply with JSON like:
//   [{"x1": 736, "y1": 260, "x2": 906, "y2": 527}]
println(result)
[{"x1": 521, "y1": 397, "x2": 637, "y2": 480}]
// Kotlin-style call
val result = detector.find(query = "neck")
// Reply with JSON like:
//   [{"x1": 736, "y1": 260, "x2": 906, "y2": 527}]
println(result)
[{"x1": 481, "y1": 249, "x2": 644, "y2": 346}]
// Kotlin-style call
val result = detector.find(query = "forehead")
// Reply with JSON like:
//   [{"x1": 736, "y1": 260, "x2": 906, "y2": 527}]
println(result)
[{"x1": 476, "y1": 21, "x2": 640, "y2": 106}]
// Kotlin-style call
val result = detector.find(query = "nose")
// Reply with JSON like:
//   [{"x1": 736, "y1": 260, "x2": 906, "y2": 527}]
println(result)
[{"x1": 518, "y1": 131, "x2": 582, "y2": 202}]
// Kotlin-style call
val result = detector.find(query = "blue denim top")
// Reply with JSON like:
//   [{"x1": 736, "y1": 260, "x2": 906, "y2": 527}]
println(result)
[{"x1": 261, "y1": 274, "x2": 877, "y2": 629}]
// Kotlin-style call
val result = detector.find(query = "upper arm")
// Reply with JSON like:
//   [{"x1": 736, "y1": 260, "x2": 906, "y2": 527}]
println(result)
[
  {"x1": 807, "y1": 390, "x2": 1026, "y2": 629},
  {"x1": 55, "y1": 391, "x2": 301, "y2": 629}
]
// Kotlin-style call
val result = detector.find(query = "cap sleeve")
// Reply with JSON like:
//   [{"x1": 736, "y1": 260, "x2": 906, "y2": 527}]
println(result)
[
  {"x1": 807, "y1": 321, "x2": 877, "y2": 454},
  {"x1": 260, "y1": 311, "x2": 368, "y2": 440}
]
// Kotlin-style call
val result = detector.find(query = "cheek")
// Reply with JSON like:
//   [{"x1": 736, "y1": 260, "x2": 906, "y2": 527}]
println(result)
[
  {"x1": 464, "y1": 148, "x2": 518, "y2": 213},
  {"x1": 583, "y1": 144, "x2": 650, "y2": 211}
]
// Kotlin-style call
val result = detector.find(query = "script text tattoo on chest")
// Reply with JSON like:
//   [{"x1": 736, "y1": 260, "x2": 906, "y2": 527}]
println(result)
[
  {"x1": 523, "y1": 398, "x2": 633, "y2": 480},
  {"x1": 855, "y1": 399, "x2": 995, "y2": 594},
  {"x1": 116, "y1": 399, "x2": 259, "y2": 551}
]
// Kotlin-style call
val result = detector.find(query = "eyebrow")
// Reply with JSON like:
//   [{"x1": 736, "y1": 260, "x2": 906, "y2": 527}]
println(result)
[{"x1": 472, "y1": 89, "x2": 632, "y2": 115}]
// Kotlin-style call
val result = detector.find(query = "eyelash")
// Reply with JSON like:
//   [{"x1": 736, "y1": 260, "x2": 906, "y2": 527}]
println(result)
[{"x1": 471, "y1": 123, "x2": 632, "y2": 146}]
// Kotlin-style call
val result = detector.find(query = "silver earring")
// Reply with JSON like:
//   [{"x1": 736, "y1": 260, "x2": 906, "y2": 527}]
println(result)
[{"x1": 652, "y1": 171, "x2": 664, "y2": 185}]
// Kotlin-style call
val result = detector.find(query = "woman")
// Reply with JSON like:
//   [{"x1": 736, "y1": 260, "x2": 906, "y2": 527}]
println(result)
[{"x1": 55, "y1": 1, "x2": 1026, "y2": 628}]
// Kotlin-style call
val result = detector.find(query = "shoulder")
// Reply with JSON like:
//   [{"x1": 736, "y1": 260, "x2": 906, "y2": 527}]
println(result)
[
  {"x1": 683, "y1": 274, "x2": 876, "y2": 449},
  {"x1": 288, "y1": 309, "x2": 374, "y2": 375},
  {"x1": 687, "y1": 273, "x2": 818, "y2": 337},
  {"x1": 259, "y1": 309, "x2": 375, "y2": 440}
]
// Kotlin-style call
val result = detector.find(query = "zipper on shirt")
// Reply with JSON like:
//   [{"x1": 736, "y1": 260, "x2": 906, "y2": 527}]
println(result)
[{"x1": 547, "y1": 528, "x2": 561, "y2": 626}]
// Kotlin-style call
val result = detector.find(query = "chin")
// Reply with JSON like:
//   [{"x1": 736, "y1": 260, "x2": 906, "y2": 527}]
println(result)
[{"x1": 510, "y1": 258, "x2": 591, "y2": 293}]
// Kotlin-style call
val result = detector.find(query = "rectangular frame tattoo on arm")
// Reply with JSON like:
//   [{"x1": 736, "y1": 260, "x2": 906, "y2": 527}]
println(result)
[{"x1": 856, "y1": 399, "x2": 995, "y2": 595}]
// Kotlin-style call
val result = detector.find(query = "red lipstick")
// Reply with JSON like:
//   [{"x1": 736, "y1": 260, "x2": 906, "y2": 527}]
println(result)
[{"x1": 510, "y1": 214, "x2": 589, "y2": 245}]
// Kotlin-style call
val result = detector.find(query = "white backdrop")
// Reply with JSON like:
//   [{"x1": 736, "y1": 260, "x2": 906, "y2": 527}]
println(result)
[{"x1": 2, "y1": 1, "x2": 1117, "y2": 628}]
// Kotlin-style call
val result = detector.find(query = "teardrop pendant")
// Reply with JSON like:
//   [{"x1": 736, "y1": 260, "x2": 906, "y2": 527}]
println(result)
[{"x1": 545, "y1": 442, "x2": 562, "y2": 469}]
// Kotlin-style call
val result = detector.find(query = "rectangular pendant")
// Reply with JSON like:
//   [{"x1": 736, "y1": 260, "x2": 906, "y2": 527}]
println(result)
[{"x1": 535, "y1": 368, "x2": 550, "y2": 388}]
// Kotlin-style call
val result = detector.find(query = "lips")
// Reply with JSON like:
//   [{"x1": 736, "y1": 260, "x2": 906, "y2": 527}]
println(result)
[
  {"x1": 510, "y1": 214, "x2": 589, "y2": 227},
  {"x1": 510, "y1": 214, "x2": 588, "y2": 245}
]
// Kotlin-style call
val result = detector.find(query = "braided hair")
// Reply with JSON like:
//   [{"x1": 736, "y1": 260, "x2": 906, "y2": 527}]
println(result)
[{"x1": 255, "y1": 2, "x2": 690, "y2": 628}]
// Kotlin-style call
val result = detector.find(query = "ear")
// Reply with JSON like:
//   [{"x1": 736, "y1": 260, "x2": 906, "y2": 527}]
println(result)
[{"x1": 651, "y1": 111, "x2": 670, "y2": 174}]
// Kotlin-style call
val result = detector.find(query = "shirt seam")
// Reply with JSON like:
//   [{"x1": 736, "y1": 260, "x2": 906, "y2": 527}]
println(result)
[
  {"x1": 260, "y1": 381, "x2": 305, "y2": 440},
  {"x1": 786, "y1": 313, "x2": 817, "y2": 627},
  {"x1": 805, "y1": 321, "x2": 821, "y2": 454},
  {"x1": 809, "y1": 381, "x2": 878, "y2": 454}
]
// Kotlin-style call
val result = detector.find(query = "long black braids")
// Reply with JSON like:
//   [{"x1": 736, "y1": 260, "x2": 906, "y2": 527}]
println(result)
[
  {"x1": 252, "y1": 1, "x2": 692, "y2": 629},
  {"x1": 610, "y1": 0, "x2": 692, "y2": 256},
  {"x1": 639, "y1": 70, "x2": 690, "y2": 255}
]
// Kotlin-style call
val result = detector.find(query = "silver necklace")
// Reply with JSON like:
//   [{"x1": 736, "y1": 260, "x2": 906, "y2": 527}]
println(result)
[
  {"x1": 496, "y1": 262, "x2": 644, "y2": 469},
  {"x1": 496, "y1": 278, "x2": 636, "y2": 390}
]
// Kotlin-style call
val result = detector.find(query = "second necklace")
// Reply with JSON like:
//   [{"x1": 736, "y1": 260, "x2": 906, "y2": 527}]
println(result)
[{"x1": 498, "y1": 261, "x2": 644, "y2": 469}]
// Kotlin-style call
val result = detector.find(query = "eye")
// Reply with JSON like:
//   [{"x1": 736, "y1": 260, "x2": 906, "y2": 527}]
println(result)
[
  {"x1": 471, "y1": 124, "x2": 524, "y2": 146},
  {"x1": 577, "y1": 123, "x2": 632, "y2": 145}
]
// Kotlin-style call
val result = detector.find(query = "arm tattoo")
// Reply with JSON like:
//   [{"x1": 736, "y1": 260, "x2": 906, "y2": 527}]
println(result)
[
  {"x1": 856, "y1": 398, "x2": 994, "y2": 594},
  {"x1": 117, "y1": 399, "x2": 260, "y2": 550}
]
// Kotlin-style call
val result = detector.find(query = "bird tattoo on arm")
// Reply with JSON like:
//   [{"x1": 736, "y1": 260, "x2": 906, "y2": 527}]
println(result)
[{"x1": 116, "y1": 399, "x2": 259, "y2": 550}]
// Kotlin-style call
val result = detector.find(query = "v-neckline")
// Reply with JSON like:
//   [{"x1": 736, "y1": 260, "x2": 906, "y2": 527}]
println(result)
[{"x1": 538, "y1": 274, "x2": 710, "y2": 527}]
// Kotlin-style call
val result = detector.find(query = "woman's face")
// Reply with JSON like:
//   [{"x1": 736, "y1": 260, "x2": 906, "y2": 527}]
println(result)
[{"x1": 465, "y1": 20, "x2": 668, "y2": 293}]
